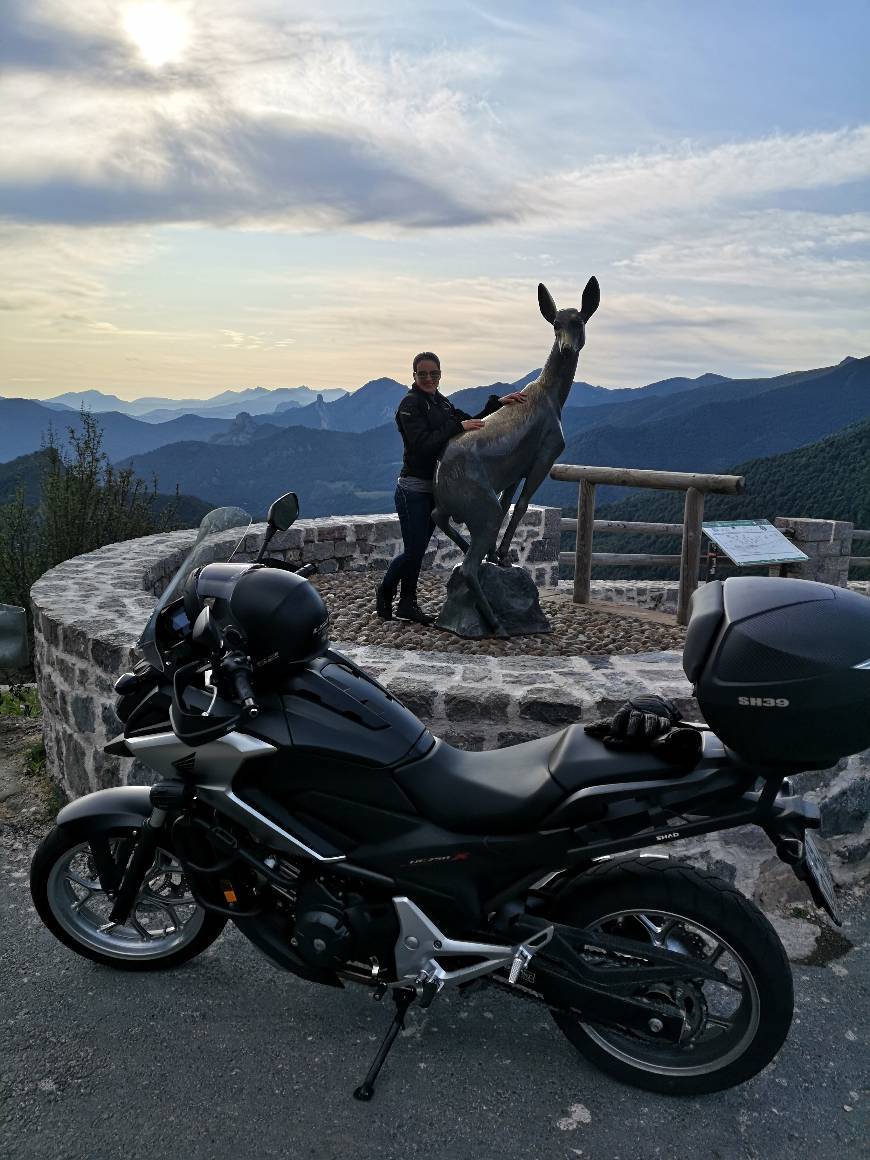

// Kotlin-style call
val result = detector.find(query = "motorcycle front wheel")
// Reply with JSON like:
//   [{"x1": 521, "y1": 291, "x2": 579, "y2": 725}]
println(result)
[
  {"x1": 31, "y1": 823, "x2": 227, "y2": 971},
  {"x1": 547, "y1": 857, "x2": 794, "y2": 1095}
]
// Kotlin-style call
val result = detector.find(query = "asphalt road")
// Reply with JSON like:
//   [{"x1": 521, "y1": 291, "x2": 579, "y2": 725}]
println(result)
[{"x1": 1, "y1": 825, "x2": 867, "y2": 1160}]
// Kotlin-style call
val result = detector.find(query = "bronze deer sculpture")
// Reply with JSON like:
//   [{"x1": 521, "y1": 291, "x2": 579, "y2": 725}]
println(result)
[{"x1": 432, "y1": 278, "x2": 599, "y2": 634}]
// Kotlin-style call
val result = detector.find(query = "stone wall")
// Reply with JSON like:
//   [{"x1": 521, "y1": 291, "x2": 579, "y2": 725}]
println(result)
[
  {"x1": 585, "y1": 578, "x2": 869, "y2": 614},
  {"x1": 29, "y1": 513, "x2": 869, "y2": 909},
  {"x1": 145, "y1": 508, "x2": 562, "y2": 596},
  {"x1": 772, "y1": 517, "x2": 854, "y2": 587},
  {"x1": 31, "y1": 507, "x2": 560, "y2": 798}
]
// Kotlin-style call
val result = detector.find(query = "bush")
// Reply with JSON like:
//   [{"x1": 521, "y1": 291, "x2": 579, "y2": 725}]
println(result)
[
  {"x1": 0, "y1": 411, "x2": 180, "y2": 658},
  {"x1": 0, "y1": 683, "x2": 41, "y2": 717}
]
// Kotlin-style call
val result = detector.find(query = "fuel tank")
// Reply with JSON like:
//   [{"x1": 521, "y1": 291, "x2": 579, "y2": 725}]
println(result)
[{"x1": 277, "y1": 648, "x2": 433, "y2": 768}]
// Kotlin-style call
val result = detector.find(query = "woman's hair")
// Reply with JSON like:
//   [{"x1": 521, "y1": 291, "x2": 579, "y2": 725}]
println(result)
[{"x1": 412, "y1": 351, "x2": 441, "y2": 372}]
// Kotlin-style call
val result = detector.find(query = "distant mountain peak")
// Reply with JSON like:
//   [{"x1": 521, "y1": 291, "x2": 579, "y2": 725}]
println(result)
[{"x1": 354, "y1": 377, "x2": 405, "y2": 395}]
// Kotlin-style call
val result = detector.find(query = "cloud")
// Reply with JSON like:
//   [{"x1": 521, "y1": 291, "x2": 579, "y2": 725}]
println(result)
[
  {"x1": 0, "y1": 222, "x2": 157, "y2": 328},
  {"x1": 512, "y1": 128, "x2": 870, "y2": 229},
  {"x1": 0, "y1": 4, "x2": 511, "y2": 230},
  {"x1": 3, "y1": 4, "x2": 870, "y2": 239},
  {"x1": 614, "y1": 211, "x2": 870, "y2": 296}
]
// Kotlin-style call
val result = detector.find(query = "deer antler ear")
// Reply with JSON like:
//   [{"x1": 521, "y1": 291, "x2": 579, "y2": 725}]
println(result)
[
  {"x1": 538, "y1": 283, "x2": 557, "y2": 324},
  {"x1": 580, "y1": 276, "x2": 600, "y2": 322}
]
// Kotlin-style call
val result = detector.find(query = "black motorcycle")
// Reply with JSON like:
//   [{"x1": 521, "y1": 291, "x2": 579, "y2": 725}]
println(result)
[{"x1": 30, "y1": 494, "x2": 869, "y2": 1100}]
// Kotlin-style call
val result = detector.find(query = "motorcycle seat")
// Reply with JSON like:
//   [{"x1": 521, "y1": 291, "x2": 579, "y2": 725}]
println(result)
[
  {"x1": 394, "y1": 726, "x2": 687, "y2": 835},
  {"x1": 394, "y1": 734, "x2": 563, "y2": 835},
  {"x1": 548, "y1": 724, "x2": 682, "y2": 795}
]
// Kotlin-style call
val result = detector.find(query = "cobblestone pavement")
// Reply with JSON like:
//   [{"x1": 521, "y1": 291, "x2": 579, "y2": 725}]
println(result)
[{"x1": 311, "y1": 571, "x2": 688, "y2": 657}]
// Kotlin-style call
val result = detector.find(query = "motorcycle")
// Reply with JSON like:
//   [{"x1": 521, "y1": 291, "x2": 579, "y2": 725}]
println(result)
[{"x1": 29, "y1": 493, "x2": 870, "y2": 1100}]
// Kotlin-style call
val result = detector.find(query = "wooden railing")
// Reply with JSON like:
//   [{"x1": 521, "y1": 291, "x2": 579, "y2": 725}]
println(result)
[{"x1": 549, "y1": 464, "x2": 745, "y2": 625}]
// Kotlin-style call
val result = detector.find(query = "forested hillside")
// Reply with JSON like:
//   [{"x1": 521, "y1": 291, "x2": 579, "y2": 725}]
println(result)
[
  {"x1": 538, "y1": 356, "x2": 870, "y2": 508},
  {"x1": 576, "y1": 419, "x2": 870, "y2": 579}
]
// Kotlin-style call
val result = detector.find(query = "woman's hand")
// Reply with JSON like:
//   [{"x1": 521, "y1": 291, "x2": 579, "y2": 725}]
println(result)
[
  {"x1": 461, "y1": 419, "x2": 486, "y2": 431},
  {"x1": 498, "y1": 391, "x2": 527, "y2": 405}
]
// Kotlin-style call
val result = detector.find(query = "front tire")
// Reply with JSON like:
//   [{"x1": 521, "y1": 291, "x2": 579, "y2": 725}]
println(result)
[
  {"x1": 547, "y1": 858, "x2": 794, "y2": 1095},
  {"x1": 31, "y1": 823, "x2": 227, "y2": 971}
]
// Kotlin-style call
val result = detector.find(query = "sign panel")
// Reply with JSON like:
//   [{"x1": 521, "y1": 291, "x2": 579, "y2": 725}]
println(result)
[{"x1": 701, "y1": 519, "x2": 809, "y2": 566}]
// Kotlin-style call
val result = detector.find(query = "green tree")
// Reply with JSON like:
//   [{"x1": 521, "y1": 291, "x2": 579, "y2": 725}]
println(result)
[{"x1": 0, "y1": 410, "x2": 179, "y2": 614}]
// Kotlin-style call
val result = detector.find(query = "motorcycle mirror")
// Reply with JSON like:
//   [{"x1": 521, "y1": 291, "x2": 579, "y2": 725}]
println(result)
[
  {"x1": 0, "y1": 604, "x2": 29, "y2": 672},
  {"x1": 267, "y1": 492, "x2": 299, "y2": 532},
  {"x1": 192, "y1": 607, "x2": 223, "y2": 651},
  {"x1": 257, "y1": 492, "x2": 299, "y2": 562}
]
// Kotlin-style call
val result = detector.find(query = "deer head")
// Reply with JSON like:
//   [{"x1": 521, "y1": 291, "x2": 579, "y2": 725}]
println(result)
[{"x1": 538, "y1": 277, "x2": 600, "y2": 356}]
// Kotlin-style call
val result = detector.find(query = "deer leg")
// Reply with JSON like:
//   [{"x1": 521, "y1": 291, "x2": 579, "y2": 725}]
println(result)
[
  {"x1": 499, "y1": 483, "x2": 518, "y2": 517},
  {"x1": 496, "y1": 462, "x2": 551, "y2": 563},
  {"x1": 461, "y1": 501, "x2": 508, "y2": 636},
  {"x1": 432, "y1": 506, "x2": 469, "y2": 554},
  {"x1": 483, "y1": 484, "x2": 517, "y2": 564}
]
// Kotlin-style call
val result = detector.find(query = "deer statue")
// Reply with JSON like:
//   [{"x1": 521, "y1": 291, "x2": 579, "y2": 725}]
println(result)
[{"x1": 432, "y1": 277, "x2": 600, "y2": 635}]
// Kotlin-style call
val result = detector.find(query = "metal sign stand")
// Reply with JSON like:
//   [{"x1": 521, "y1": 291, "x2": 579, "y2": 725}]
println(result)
[{"x1": 701, "y1": 520, "x2": 809, "y2": 570}]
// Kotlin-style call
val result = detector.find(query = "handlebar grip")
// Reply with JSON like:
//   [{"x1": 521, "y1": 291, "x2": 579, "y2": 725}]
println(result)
[{"x1": 222, "y1": 651, "x2": 259, "y2": 717}]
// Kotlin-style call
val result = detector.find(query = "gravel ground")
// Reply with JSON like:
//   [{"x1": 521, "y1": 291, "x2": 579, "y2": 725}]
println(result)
[{"x1": 311, "y1": 571, "x2": 687, "y2": 657}]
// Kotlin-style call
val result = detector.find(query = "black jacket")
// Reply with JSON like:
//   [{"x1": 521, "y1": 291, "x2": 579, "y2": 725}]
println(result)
[{"x1": 395, "y1": 387, "x2": 502, "y2": 480}]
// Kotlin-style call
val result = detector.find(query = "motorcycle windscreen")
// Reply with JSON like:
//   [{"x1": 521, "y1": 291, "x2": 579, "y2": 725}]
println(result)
[{"x1": 137, "y1": 506, "x2": 252, "y2": 672}]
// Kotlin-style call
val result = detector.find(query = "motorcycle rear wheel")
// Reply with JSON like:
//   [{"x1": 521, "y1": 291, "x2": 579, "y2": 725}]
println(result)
[
  {"x1": 547, "y1": 857, "x2": 794, "y2": 1095},
  {"x1": 31, "y1": 823, "x2": 227, "y2": 971}
]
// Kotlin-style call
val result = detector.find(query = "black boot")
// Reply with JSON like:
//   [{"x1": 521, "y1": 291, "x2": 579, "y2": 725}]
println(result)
[
  {"x1": 394, "y1": 599, "x2": 434, "y2": 626},
  {"x1": 375, "y1": 581, "x2": 395, "y2": 620}
]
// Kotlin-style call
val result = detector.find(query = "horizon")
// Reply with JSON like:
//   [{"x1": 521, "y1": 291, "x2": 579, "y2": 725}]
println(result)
[
  {"x1": 3, "y1": 2, "x2": 870, "y2": 400},
  {"x1": 5, "y1": 353, "x2": 868, "y2": 407}
]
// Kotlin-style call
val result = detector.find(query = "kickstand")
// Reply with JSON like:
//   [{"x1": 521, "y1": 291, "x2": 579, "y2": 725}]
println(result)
[{"x1": 353, "y1": 987, "x2": 416, "y2": 1102}]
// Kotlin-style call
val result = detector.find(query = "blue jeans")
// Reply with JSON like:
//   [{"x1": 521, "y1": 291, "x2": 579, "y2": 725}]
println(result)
[{"x1": 382, "y1": 484, "x2": 435, "y2": 602}]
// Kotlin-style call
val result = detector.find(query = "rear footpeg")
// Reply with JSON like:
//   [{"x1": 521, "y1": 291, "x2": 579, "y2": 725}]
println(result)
[{"x1": 509, "y1": 925, "x2": 554, "y2": 984}]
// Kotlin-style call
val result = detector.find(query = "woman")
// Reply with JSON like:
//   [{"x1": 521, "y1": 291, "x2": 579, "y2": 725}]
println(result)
[{"x1": 376, "y1": 352, "x2": 526, "y2": 625}]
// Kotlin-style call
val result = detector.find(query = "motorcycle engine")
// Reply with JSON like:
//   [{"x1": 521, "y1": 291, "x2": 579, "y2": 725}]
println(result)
[
  {"x1": 292, "y1": 879, "x2": 355, "y2": 969},
  {"x1": 290, "y1": 877, "x2": 398, "y2": 971}
]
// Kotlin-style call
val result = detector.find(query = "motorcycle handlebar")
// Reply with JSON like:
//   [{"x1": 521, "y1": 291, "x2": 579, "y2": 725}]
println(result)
[
  {"x1": 259, "y1": 559, "x2": 317, "y2": 578},
  {"x1": 220, "y1": 650, "x2": 259, "y2": 717}
]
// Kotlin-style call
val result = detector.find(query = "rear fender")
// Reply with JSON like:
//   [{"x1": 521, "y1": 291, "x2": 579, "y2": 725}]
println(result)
[{"x1": 56, "y1": 786, "x2": 153, "y2": 840}]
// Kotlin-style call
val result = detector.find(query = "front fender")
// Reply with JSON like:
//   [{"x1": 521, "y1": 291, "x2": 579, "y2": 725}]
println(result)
[{"x1": 56, "y1": 786, "x2": 153, "y2": 839}]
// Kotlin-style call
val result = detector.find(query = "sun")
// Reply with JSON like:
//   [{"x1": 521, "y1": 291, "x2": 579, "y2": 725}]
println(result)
[{"x1": 122, "y1": 2, "x2": 189, "y2": 69}]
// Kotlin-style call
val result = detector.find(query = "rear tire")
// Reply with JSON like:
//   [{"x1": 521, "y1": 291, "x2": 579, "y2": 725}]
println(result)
[
  {"x1": 31, "y1": 823, "x2": 227, "y2": 971},
  {"x1": 547, "y1": 858, "x2": 793, "y2": 1095}
]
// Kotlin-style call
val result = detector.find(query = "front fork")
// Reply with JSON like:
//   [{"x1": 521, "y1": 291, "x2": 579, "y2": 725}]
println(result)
[{"x1": 107, "y1": 807, "x2": 168, "y2": 925}]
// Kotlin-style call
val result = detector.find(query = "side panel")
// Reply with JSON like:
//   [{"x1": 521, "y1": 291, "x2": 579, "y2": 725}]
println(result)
[{"x1": 126, "y1": 729, "x2": 277, "y2": 782}]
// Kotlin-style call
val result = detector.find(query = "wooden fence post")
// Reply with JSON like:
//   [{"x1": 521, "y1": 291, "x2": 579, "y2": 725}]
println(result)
[
  {"x1": 677, "y1": 486, "x2": 705, "y2": 626},
  {"x1": 573, "y1": 479, "x2": 596, "y2": 604}
]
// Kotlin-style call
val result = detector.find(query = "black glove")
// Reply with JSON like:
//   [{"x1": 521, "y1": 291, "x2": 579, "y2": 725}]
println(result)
[
  {"x1": 585, "y1": 694, "x2": 681, "y2": 750},
  {"x1": 650, "y1": 726, "x2": 703, "y2": 767}
]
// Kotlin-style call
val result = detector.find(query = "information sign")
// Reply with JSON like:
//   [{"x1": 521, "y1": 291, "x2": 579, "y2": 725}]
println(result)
[{"x1": 701, "y1": 520, "x2": 809, "y2": 566}]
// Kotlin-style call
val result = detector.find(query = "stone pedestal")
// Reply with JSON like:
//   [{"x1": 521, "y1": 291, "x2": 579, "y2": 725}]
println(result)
[
  {"x1": 435, "y1": 563, "x2": 550, "y2": 638},
  {"x1": 770, "y1": 518, "x2": 853, "y2": 587}
]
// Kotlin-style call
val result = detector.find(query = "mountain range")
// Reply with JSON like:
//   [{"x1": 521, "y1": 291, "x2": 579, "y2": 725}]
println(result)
[
  {"x1": 41, "y1": 384, "x2": 347, "y2": 422},
  {"x1": 0, "y1": 370, "x2": 727, "y2": 465},
  {"x1": 3, "y1": 356, "x2": 866, "y2": 524},
  {"x1": 0, "y1": 447, "x2": 213, "y2": 526},
  {"x1": 112, "y1": 356, "x2": 869, "y2": 520}
]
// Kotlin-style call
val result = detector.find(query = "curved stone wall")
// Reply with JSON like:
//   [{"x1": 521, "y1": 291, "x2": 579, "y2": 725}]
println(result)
[{"x1": 30, "y1": 513, "x2": 869, "y2": 906}]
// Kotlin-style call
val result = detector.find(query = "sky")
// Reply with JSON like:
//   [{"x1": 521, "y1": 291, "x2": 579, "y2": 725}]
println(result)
[{"x1": 2, "y1": 0, "x2": 869, "y2": 400}]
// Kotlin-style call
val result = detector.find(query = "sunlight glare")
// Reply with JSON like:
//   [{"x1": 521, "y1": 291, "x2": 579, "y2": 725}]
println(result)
[{"x1": 122, "y1": 2, "x2": 189, "y2": 69}]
